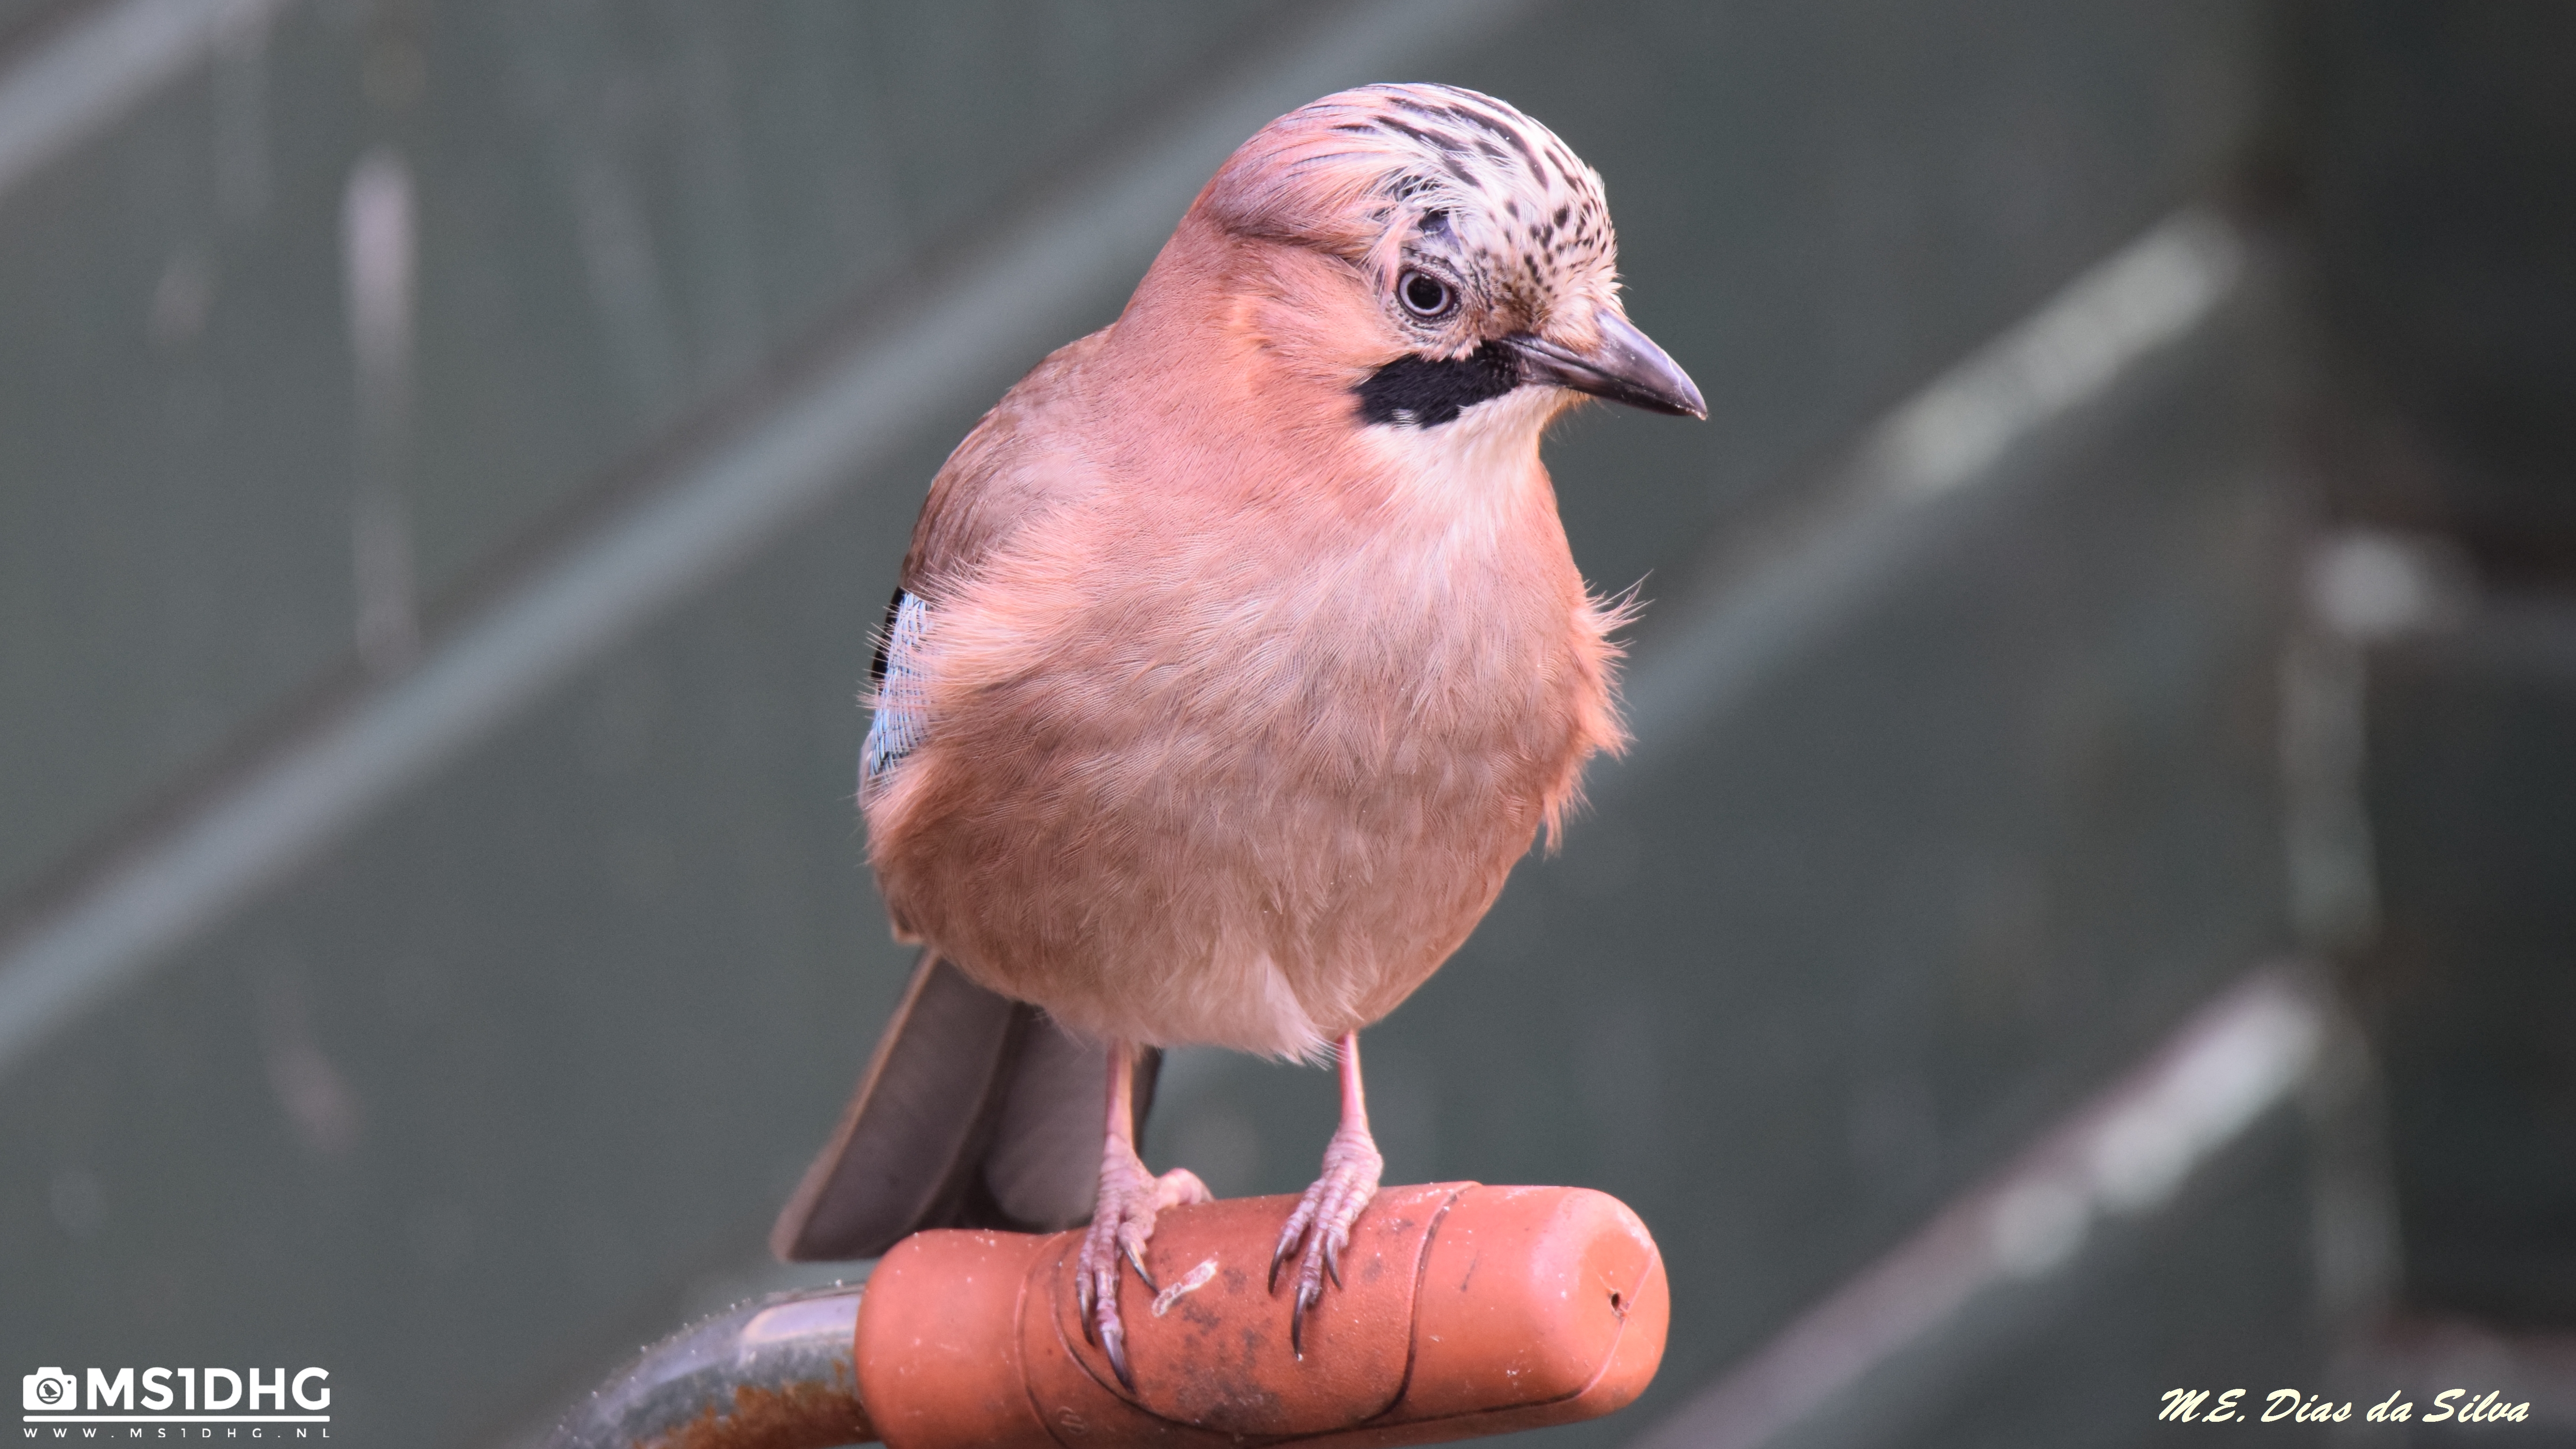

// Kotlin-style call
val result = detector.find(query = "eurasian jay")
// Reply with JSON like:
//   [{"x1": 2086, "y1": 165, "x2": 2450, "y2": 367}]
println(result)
[{"x1": 771, "y1": 83, "x2": 1702, "y2": 1386}]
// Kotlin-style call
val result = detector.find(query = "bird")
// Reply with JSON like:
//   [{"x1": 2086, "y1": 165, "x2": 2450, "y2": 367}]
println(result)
[{"x1": 771, "y1": 82, "x2": 1702, "y2": 1388}]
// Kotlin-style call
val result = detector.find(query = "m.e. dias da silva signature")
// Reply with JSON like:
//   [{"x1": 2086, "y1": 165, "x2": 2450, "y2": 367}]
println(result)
[{"x1": 2161, "y1": 1387, "x2": 2532, "y2": 1425}]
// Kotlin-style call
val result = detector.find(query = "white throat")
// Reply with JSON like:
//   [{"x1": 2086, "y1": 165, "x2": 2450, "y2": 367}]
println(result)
[{"x1": 1358, "y1": 385, "x2": 1558, "y2": 525}]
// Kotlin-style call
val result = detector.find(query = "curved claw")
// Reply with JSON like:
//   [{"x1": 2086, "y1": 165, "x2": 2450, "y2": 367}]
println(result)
[
  {"x1": 1124, "y1": 1241, "x2": 1159, "y2": 1293},
  {"x1": 1290, "y1": 1275, "x2": 1323, "y2": 1360},
  {"x1": 1102, "y1": 1319, "x2": 1136, "y2": 1393}
]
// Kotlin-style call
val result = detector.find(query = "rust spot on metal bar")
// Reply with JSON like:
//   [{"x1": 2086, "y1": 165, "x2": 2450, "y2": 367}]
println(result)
[{"x1": 646, "y1": 1378, "x2": 875, "y2": 1449}]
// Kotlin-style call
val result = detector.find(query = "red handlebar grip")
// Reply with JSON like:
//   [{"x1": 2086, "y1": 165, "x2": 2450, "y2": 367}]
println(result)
[{"x1": 854, "y1": 1183, "x2": 1666, "y2": 1449}]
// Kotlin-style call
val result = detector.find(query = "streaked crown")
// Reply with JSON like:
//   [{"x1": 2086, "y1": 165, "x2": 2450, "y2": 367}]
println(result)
[{"x1": 1202, "y1": 84, "x2": 1619, "y2": 346}]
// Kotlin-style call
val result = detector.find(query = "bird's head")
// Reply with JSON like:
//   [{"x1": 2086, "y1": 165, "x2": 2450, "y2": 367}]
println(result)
[{"x1": 1188, "y1": 83, "x2": 1704, "y2": 439}]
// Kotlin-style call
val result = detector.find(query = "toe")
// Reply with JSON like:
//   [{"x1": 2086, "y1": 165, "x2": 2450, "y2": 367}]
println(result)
[
  {"x1": 1289, "y1": 1244, "x2": 1329, "y2": 1358},
  {"x1": 1155, "y1": 1167, "x2": 1213, "y2": 1209},
  {"x1": 1097, "y1": 1298, "x2": 1134, "y2": 1390},
  {"x1": 1270, "y1": 1200, "x2": 1315, "y2": 1292},
  {"x1": 1274, "y1": 1141, "x2": 1384, "y2": 1357},
  {"x1": 1082, "y1": 1148, "x2": 1207, "y2": 1391}
]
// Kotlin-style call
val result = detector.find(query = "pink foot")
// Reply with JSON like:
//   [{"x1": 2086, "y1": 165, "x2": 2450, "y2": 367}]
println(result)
[
  {"x1": 1076, "y1": 1141, "x2": 1210, "y2": 1389},
  {"x1": 1267, "y1": 1117, "x2": 1384, "y2": 1358}
]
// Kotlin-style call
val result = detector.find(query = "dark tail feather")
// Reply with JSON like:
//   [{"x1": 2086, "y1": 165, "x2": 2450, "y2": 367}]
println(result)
[{"x1": 770, "y1": 949, "x2": 1158, "y2": 1261}]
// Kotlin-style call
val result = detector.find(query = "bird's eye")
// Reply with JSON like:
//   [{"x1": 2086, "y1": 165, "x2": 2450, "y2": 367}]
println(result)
[{"x1": 1399, "y1": 270, "x2": 1457, "y2": 319}]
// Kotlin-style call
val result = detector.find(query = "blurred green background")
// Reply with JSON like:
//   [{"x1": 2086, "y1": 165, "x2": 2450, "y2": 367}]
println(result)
[{"x1": 3, "y1": 2, "x2": 2571, "y2": 1446}]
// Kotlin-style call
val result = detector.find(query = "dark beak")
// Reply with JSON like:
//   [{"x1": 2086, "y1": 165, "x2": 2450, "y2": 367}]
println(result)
[{"x1": 1505, "y1": 310, "x2": 1706, "y2": 419}]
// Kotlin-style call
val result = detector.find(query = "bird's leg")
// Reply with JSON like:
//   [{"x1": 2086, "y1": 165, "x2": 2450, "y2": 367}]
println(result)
[
  {"x1": 1269, "y1": 1030, "x2": 1386, "y2": 1358},
  {"x1": 1075, "y1": 1039, "x2": 1211, "y2": 1390}
]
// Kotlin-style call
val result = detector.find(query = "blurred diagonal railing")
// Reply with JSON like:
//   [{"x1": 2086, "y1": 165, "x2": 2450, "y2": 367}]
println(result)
[
  {"x1": 1632, "y1": 967, "x2": 2345, "y2": 1449},
  {"x1": 1596, "y1": 205, "x2": 2326, "y2": 1449},
  {"x1": 1611, "y1": 208, "x2": 2243, "y2": 782},
  {"x1": 0, "y1": 0, "x2": 288, "y2": 205}
]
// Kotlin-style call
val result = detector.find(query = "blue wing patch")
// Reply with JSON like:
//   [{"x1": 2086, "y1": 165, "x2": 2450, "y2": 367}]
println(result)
[{"x1": 861, "y1": 590, "x2": 931, "y2": 793}]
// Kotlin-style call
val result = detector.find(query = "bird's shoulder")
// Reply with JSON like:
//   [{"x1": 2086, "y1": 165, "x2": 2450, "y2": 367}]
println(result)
[{"x1": 900, "y1": 327, "x2": 1113, "y2": 598}]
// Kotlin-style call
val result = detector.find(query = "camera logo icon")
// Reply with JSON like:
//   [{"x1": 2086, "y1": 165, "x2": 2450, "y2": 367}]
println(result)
[{"x1": 23, "y1": 1368, "x2": 77, "y2": 1411}]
